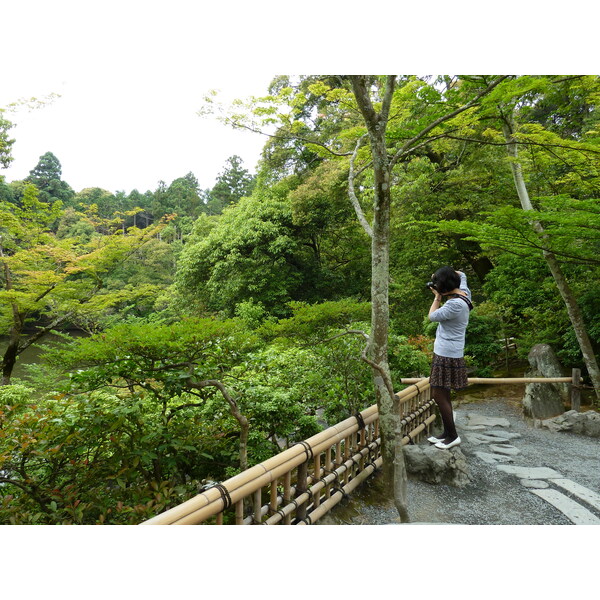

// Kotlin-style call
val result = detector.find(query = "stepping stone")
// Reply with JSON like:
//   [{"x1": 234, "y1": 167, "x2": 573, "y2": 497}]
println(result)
[
  {"x1": 465, "y1": 433, "x2": 507, "y2": 445},
  {"x1": 461, "y1": 425, "x2": 488, "y2": 431},
  {"x1": 530, "y1": 489, "x2": 600, "y2": 525},
  {"x1": 489, "y1": 444, "x2": 521, "y2": 456},
  {"x1": 464, "y1": 415, "x2": 511, "y2": 428},
  {"x1": 521, "y1": 479, "x2": 549, "y2": 489},
  {"x1": 481, "y1": 430, "x2": 522, "y2": 441},
  {"x1": 549, "y1": 478, "x2": 600, "y2": 512},
  {"x1": 474, "y1": 451, "x2": 515, "y2": 465},
  {"x1": 496, "y1": 465, "x2": 563, "y2": 479}
]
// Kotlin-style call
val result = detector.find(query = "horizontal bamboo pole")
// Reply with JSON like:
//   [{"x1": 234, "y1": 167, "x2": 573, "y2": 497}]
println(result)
[
  {"x1": 400, "y1": 377, "x2": 572, "y2": 385},
  {"x1": 400, "y1": 414, "x2": 437, "y2": 445}
]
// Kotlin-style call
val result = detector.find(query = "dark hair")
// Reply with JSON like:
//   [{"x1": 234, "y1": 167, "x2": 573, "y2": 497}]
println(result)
[{"x1": 431, "y1": 266, "x2": 460, "y2": 294}]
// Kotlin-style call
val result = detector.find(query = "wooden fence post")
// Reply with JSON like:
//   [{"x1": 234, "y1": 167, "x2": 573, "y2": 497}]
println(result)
[
  {"x1": 571, "y1": 368, "x2": 581, "y2": 412},
  {"x1": 295, "y1": 462, "x2": 308, "y2": 522}
]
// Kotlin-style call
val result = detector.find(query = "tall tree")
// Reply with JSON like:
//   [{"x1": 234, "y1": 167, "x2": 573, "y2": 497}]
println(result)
[
  {"x1": 206, "y1": 155, "x2": 255, "y2": 214},
  {"x1": 203, "y1": 75, "x2": 509, "y2": 519},
  {"x1": 25, "y1": 151, "x2": 74, "y2": 206},
  {"x1": 0, "y1": 110, "x2": 15, "y2": 170},
  {"x1": 499, "y1": 104, "x2": 600, "y2": 400}
]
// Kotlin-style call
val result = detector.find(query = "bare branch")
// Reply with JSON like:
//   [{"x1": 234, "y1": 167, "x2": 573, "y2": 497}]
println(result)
[
  {"x1": 348, "y1": 135, "x2": 373, "y2": 238},
  {"x1": 349, "y1": 76, "x2": 378, "y2": 130},
  {"x1": 380, "y1": 76, "x2": 397, "y2": 126},
  {"x1": 443, "y1": 134, "x2": 600, "y2": 156},
  {"x1": 225, "y1": 119, "x2": 353, "y2": 157}
]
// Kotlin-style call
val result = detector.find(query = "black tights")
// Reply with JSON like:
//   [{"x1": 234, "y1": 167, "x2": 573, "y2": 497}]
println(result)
[{"x1": 432, "y1": 386, "x2": 457, "y2": 442}]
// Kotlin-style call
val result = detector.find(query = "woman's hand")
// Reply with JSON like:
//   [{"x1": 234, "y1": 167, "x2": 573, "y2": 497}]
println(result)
[{"x1": 430, "y1": 286, "x2": 442, "y2": 301}]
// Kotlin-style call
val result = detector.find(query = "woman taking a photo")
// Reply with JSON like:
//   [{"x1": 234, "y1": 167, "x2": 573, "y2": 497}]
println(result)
[{"x1": 426, "y1": 267, "x2": 472, "y2": 449}]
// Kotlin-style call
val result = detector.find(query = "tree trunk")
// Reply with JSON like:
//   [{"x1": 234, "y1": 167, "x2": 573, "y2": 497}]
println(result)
[
  {"x1": 1, "y1": 333, "x2": 20, "y2": 385},
  {"x1": 502, "y1": 113, "x2": 600, "y2": 401},
  {"x1": 350, "y1": 76, "x2": 409, "y2": 521}
]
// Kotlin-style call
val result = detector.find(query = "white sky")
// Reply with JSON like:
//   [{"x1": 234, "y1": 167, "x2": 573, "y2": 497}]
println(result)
[
  {"x1": 2, "y1": 2, "x2": 596, "y2": 196},
  {"x1": 2, "y1": 3, "x2": 280, "y2": 194}
]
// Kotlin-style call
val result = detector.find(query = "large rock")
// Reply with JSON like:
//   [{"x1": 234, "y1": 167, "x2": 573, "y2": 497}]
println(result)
[
  {"x1": 522, "y1": 344, "x2": 567, "y2": 419},
  {"x1": 540, "y1": 410, "x2": 600, "y2": 437},
  {"x1": 403, "y1": 445, "x2": 470, "y2": 487}
]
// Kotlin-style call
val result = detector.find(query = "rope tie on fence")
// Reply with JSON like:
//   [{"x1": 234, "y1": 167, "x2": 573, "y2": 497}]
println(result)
[
  {"x1": 320, "y1": 467, "x2": 339, "y2": 487},
  {"x1": 332, "y1": 485, "x2": 349, "y2": 500},
  {"x1": 212, "y1": 483, "x2": 232, "y2": 511},
  {"x1": 354, "y1": 412, "x2": 366, "y2": 430},
  {"x1": 293, "y1": 440, "x2": 314, "y2": 462},
  {"x1": 299, "y1": 515, "x2": 312, "y2": 525},
  {"x1": 298, "y1": 487, "x2": 312, "y2": 499}
]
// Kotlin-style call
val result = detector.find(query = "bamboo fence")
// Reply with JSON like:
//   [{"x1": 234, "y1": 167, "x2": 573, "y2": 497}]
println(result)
[{"x1": 142, "y1": 379, "x2": 434, "y2": 525}]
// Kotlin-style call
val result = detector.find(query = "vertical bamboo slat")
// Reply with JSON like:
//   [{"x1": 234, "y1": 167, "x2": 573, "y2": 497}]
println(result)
[
  {"x1": 343, "y1": 435, "x2": 350, "y2": 485},
  {"x1": 253, "y1": 489, "x2": 262, "y2": 524},
  {"x1": 270, "y1": 479, "x2": 278, "y2": 517},
  {"x1": 324, "y1": 447, "x2": 332, "y2": 500},
  {"x1": 235, "y1": 500, "x2": 244, "y2": 525},
  {"x1": 313, "y1": 454, "x2": 321, "y2": 508},
  {"x1": 283, "y1": 471, "x2": 292, "y2": 525}
]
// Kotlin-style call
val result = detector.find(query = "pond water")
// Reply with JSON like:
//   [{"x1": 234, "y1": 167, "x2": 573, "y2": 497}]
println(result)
[{"x1": 0, "y1": 331, "x2": 87, "y2": 381}]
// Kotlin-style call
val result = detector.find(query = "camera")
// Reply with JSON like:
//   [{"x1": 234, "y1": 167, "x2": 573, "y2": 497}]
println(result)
[{"x1": 427, "y1": 281, "x2": 437, "y2": 290}]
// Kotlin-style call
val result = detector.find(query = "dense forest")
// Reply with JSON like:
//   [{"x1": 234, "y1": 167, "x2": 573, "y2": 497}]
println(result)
[{"x1": 1, "y1": 75, "x2": 599, "y2": 524}]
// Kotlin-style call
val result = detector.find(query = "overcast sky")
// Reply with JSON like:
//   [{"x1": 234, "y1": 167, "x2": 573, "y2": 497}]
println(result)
[
  {"x1": 1, "y1": 1, "x2": 594, "y2": 198},
  {"x1": 2, "y1": 3, "x2": 280, "y2": 194}
]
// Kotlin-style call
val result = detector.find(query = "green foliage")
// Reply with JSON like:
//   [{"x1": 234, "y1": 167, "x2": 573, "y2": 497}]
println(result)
[
  {"x1": 0, "y1": 386, "x2": 206, "y2": 524},
  {"x1": 25, "y1": 151, "x2": 74, "y2": 206},
  {"x1": 463, "y1": 308, "x2": 505, "y2": 376},
  {"x1": 205, "y1": 155, "x2": 255, "y2": 215},
  {"x1": 3, "y1": 74, "x2": 600, "y2": 522},
  {"x1": 0, "y1": 110, "x2": 15, "y2": 169}
]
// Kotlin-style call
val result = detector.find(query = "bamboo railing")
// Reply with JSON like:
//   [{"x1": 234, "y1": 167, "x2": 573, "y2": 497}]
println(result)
[
  {"x1": 401, "y1": 371, "x2": 581, "y2": 411},
  {"x1": 142, "y1": 378, "x2": 434, "y2": 525}
]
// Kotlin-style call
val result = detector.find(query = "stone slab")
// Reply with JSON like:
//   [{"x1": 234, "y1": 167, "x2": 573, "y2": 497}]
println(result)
[
  {"x1": 549, "y1": 478, "x2": 600, "y2": 512},
  {"x1": 474, "y1": 451, "x2": 515, "y2": 465},
  {"x1": 464, "y1": 415, "x2": 511, "y2": 428},
  {"x1": 520, "y1": 479, "x2": 549, "y2": 489},
  {"x1": 489, "y1": 444, "x2": 521, "y2": 456},
  {"x1": 461, "y1": 425, "x2": 488, "y2": 431},
  {"x1": 530, "y1": 489, "x2": 600, "y2": 524},
  {"x1": 481, "y1": 430, "x2": 522, "y2": 441},
  {"x1": 496, "y1": 465, "x2": 563, "y2": 479},
  {"x1": 466, "y1": 433, "x2": 509, "y2": 445}
]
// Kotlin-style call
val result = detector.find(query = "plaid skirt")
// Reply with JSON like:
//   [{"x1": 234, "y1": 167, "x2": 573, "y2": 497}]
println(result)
[{"x1": 430, "y1": 353, "x2": 468, "y2": 390}]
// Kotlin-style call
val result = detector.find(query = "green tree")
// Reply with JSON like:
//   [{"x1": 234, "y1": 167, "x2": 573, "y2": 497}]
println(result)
[
  {"x1": 203, "y1": 75, "x2": 510, "y2": 519},
  {"x1": 0, "y1": 110, "x2": 15, "y2": 169},
  {"x1": 0, "y1": 189, "x2": 167, "y2": 384},
  {"x1": 206, "y1": 155, "x2": 255, "y2": 215},
  {"x1": 25, "y1": 151, "x2": 74, "y2": 206}
]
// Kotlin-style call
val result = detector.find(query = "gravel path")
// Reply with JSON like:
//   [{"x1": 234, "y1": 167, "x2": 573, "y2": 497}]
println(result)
[{"x1": 319, "y1": 385, "x2": 600, "y2": 525}]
